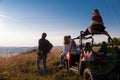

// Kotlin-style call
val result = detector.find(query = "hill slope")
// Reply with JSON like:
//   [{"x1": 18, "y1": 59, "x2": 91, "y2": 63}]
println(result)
[{"x1": 0, "y1": 49, "x2": 81, "y2": 80}]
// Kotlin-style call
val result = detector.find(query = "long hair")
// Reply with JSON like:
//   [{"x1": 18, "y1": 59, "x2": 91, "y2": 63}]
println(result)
[
  {"x1": 93, "y1": 9, "x2": 103, "y2": 23},
  {"x1": 64, "y1": 36, "x2": 70, "y2": 44},
  {"x1": 94, "y1": 9, "x2": 100, "y2": 16}
]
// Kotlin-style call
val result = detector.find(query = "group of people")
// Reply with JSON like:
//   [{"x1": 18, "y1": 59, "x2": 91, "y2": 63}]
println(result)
[
  {"x1": 36, "y1": 9, "x2": 105, "y2": 75},
  {"x1": 36, "y1": 33, "x2": 80, "y2": 75},
  {"x1": 58, "y1": 35, "x2": 80, "y2": 67}
]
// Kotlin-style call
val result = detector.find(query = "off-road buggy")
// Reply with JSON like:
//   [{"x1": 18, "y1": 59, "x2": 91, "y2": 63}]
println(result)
[{"x1": 64, "y1": 27, "x2": 120, "y2": 80}]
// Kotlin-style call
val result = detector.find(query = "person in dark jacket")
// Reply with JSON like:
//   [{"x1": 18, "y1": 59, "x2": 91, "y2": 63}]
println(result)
[{"x1": 36, "y1": 32, "x2": 53, "y2": 75}]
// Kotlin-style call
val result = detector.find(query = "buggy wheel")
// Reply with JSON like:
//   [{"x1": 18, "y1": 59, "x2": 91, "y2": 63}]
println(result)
[
  {"x1": 83, "y1": 68, "x2": 94, "y2": 80},
  {"x1": 116, "y1": 73, "x2": 120, "y2": 80}
]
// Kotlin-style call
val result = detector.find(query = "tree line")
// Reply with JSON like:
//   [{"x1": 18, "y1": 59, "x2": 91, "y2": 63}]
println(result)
[{"x1": 112, "y1": 37, "x2": 120, "y2": 45}]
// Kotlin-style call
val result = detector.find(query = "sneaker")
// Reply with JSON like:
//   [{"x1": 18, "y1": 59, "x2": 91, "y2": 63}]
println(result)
[
  {"x1": 58, "y1": 64, "x2": 64, "y2": 68},
  {"x1": 37, "y1": 71, "x2": 43, "y2": 75},
  {"x1": 43, "y1": 70, "x2": 47, "y2": 76}
]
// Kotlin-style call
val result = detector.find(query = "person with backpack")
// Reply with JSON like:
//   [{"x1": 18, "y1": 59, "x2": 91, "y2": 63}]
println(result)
[{"x1": 36, "y1": 32, "x2": 53, "y2": 75}]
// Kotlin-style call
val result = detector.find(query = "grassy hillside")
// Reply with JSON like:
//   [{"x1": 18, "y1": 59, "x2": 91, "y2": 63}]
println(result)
[{"x1": 0, "y1": 49, "x2": 81, "y2": 80}]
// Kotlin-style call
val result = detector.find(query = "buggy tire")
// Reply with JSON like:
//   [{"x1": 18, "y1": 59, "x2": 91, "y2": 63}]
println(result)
[
  {"x1": 83, "y1": 68, "x2": 95, "y2": 80},
  {"x1": 116, "y1": 72, "x2": 120, "y2": 80}
]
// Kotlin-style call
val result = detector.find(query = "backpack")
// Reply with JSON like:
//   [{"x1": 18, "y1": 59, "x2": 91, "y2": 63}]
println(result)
[
  {"x1": 38, "y1": 38, "x2": 53, "y2": 53},
  {"x1": 47, "y1": 42, "x2": 53, "y2": 52}
]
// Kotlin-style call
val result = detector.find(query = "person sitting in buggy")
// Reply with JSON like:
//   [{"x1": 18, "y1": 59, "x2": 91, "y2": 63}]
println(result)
[
  {"x1": 84, "y1": 9, "x2": 105, "y2": 35},
  {"x1": 97, "y1": 41, "x2": 108, "y2": 55},
  {"x1": 70, "y1": 40, "x2": 80, "y2": 55},
  {"x1": 67, "y1": 40, "x2": 81, "y2": 66},
  {"x1": 84, "y1": 42, "x2": 92, "y2": 53}
]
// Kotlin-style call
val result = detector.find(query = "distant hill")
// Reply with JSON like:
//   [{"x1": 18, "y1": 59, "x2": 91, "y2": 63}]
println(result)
[
  {"x1": 52, "y1": 46, "x2": 63, "y2": 50},
  {"x1": 0, "y1": 46, "x2": 62, "y2": 56},
  {"x1": 0, "y1": 47, "x2": 36, "y2": 56}
]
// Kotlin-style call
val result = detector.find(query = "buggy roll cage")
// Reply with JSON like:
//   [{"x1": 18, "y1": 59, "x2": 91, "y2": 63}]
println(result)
[{"x1": 73, "y1": 30, "x2": 114, "y2": 50}]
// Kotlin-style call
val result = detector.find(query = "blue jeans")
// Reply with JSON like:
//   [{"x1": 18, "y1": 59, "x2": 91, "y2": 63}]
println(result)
[
  {"x1": 36, "y1": 54, "x2": 47, "y2": 75},
  {"x1": 60, "y1": 53, "x2": 66, "y2": 64}
]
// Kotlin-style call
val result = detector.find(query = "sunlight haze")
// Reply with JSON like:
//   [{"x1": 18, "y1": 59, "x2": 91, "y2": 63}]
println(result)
[{"x1": 0, "y1": 0, "x2": 120, "y2": 47}]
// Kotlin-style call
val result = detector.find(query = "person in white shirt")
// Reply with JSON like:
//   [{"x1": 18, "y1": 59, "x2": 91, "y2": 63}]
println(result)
[{"x1": 58, "y1": 36, "x2": 71, "y2": 67}]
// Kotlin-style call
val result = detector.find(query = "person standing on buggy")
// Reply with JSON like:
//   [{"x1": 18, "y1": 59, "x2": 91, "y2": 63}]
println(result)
[{"x1": 84, "y1": 9, "x2": 105, "y2": 35}]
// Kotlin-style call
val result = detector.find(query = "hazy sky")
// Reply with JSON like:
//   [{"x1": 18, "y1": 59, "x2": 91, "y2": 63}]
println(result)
[{"x1": 0, "y1": 0, "x2": 120, "y2": 47}]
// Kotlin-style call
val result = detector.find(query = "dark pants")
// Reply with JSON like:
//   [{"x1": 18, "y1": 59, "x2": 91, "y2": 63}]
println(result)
[
  {"x1": 60, "y1": 53, "x2": 66, "y2": 64},
  {"x1": 36, "y1": 54, "x2": 47, "y2": 75},
  {"x1": 85, "y1": 24, "x2": 105, "y2": 34}
]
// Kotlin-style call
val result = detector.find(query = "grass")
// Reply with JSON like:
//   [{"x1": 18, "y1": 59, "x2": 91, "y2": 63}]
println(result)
[{"x1": 0, "y1": 48, "x2": 82, "y2": 80}]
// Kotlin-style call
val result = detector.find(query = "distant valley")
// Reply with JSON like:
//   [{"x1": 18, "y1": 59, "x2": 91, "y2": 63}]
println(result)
[
  {"x1": 0, "y1": 47, "x2": 37, "y2": 56},
  {"x1": 0, "y1": 46, "x2": 62, "y2": 57}
]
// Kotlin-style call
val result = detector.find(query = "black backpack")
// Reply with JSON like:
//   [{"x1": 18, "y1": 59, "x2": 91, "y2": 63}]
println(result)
[{"x1": 47, "y1": 42, "x2": 53, "y2": 52}]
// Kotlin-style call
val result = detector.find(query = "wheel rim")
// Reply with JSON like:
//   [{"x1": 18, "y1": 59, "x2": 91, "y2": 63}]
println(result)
[{"x1": 85, "y1": 73, "x2": 92, "y2": 80}]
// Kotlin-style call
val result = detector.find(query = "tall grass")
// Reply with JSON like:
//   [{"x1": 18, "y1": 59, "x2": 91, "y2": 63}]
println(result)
[{"x1": 0, "y1": 48, "x2": 81, "y2": 80}]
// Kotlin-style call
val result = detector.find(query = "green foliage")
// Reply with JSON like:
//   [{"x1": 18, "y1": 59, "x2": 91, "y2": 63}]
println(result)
[{"x1": 112, "y1": 37, "x2": 120, "y2": 45}]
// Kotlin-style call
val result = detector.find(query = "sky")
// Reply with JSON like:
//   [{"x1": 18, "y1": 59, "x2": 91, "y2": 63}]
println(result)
[{"x1": 0, "y1": 0, "x2": 120, "y2": 47}]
